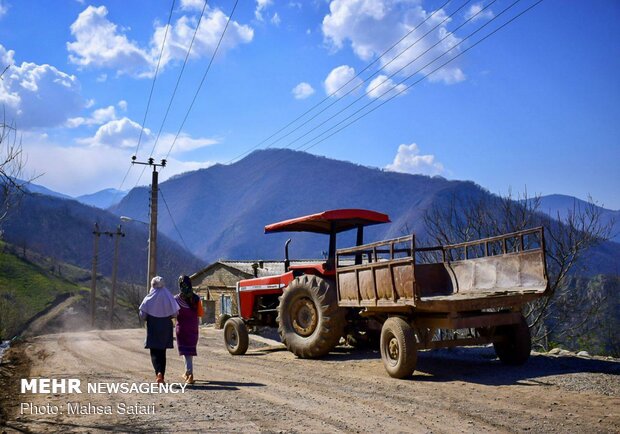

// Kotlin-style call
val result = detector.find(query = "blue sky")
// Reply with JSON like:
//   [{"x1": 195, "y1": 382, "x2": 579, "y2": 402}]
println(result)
[{"x1": 0, "y1": 0, "x2": 618, "y2": 209}]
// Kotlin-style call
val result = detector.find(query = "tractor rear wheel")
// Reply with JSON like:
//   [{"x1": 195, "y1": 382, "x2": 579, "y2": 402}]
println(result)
[
  {"x1": 224, "y1": 317, "x2": 249, "y2": 355},
  {"x1": 277, "y1": 275, "x2": 345, "y2": 358},
  {"x1": 493, "y1": 315, "x2": 531, "y2": 365},
  {"x1": 380, "y1": 317, "x2": 417, "y2": 379}
]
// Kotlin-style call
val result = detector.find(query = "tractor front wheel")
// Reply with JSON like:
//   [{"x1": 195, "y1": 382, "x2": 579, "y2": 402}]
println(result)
[
  {"x1": 224, "y1": 317, "x2": 249, "y2": 355},
  {"x1": 277, "y1": 275, "x2": 345, "y2": 358}
]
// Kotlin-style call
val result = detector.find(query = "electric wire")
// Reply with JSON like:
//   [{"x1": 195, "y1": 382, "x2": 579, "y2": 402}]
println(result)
[
  {"x1": 223, "y1": 0, "x2": 457, "y2": 165},
  {"x1": 134, "y1": 0, "x2": 210, "y2": 188},
  {"x1": 278, "y1": 0, "x2": 504, "y2": 153},
  {"x1": 133, "y1": 0, "x2": 176, "y2": 159},
  {"x1": 297, "y1": 0, "x2": 544, "y2": 156},
  {"x1": 260, "y1": 0, "x2": 479, "y2": 154},
  {"x1": 112, "y1": 0, "x2": 176, "y2": 200},
  {"x1": 265, "y1": 0, "x2": 498, "y2": 154},
  {"x1": 149, "y1": 0, "x2": 210, "y2": 158},
  {"x1": 159, "y1": 189, "x2": 191, "y2": 253},
  {"x1": 238, "y1": 0, "x2": 541, "y2": 180},
  {"x1": 163, "y1": 0, "x2": 240, "y2": 162}
]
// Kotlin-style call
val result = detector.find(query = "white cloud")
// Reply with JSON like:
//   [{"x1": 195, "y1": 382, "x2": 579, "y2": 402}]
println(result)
[
  {"x1": 465, "y1": 3, "x2": 494, "y2": 22},
  {"x1": 67, "y1": 6, "x2": 153, "y2": 77},
  {"x1": 255, "y1": 0, "x2": 273, "y2": 21},
  {"x1": 385, "y1": 143, "x2": 445, "y2": 176},
  {"x1": 180, "y1": 0, "x2": 204, "y2": 11},
  {"x1": 271, "y1": 12, "x2": 281, "y2": 26},
  {"x1": 0, "y1": 1, "x2": 8, "y2": 19},
  {"x1": 366, "y1": 75, "x2": 407, "y2": 100},
  {"x1": 67, "y1": 5, "x2": 254, "y2": 78},
  {"x1": 154, "y1": 9, "x2": 254, "y2": 69},
  {"x1": 322, "y1": 0, "x2": 465, "y2": 85},
  {"x1": 155, "y1": 133, "x2": 218, "y2": 154},
  {"x1": 79, "y1": 117, "x2": 218, "y2": 157},
  {"x1": 117, "y1": 100, "x2": 128, "y2": 111},
  {"x1": 96, "y1": 73, "x2": 108, "y2": 82},
  {"x1": 66, "y1": 105, "x2": 118, "y2": 128},
  {"x1": 0, "y1": 44, "x2": 85, "y2": 129},
  {"x1": 324, "y1": 65, "x2": 363, "y2": 97},
  {"x1": 22, "y1": 131, "x2": 215, "y2": 196},
  {"x1": 79, "y1": 117, "x2": 148, "y2": 148},
  {"x1": 292, "y1": 82, "x2": 315, "y2": 100}
]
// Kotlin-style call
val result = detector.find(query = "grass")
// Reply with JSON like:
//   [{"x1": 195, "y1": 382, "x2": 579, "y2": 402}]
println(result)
[{"x1": 0, "y1": 241, "x2": 86, "y2": 338}]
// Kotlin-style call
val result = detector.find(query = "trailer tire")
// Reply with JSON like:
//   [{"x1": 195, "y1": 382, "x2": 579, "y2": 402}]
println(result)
[
  {"x1": 493, "y1": 315, "x2": 531, "y2": 365},
  {"x1": 277, "y1": 275, "x2": 345, "y2": 358},
  {"x1": 224, "y1": 317, "x2": 249, "y2": 355},
  {"x1": 380, "y1": 317, "x2": 417, "y2": 379}
]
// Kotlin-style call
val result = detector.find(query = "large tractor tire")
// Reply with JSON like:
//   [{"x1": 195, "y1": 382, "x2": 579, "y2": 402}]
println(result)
[
  {"x1": 493, "y1": 315, "x2": 531, "y2": 365},
  {"x1": 380, "y1": 317, "x2": 417, "y2": 379},
  {"x1": 224, "y1": 317, "x2": 249, "y2": 355},
  {"x1": 277, "y1": 275, "x2": 345, "y2": 358}
]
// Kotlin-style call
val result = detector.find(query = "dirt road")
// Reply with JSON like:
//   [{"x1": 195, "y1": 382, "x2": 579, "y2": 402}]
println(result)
[{"x1": 1, "y1": 328, "x2": 619, "y2": 433}]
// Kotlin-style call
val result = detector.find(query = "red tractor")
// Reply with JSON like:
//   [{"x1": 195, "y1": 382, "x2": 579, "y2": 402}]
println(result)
[
  {"x1": 224, "y1": 208, "x2": 548, "y2": 378},
  {"x1": 223, "y1": 209, "x2": 388, "y2": 358}
]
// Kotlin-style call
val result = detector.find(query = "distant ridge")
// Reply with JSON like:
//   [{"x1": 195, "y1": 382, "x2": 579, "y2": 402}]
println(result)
[
  {"x1": 77, "y1": 188, "x2": 127, "y2": 209},
  {"x1": 112, "y1": 148, "x2": 618, "y2": 276}
]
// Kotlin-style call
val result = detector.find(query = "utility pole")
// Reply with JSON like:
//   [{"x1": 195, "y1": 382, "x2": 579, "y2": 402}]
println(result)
[
  {"x1": 90, "y1": 223, "x2": 101, "y2": 327},
  {"x1": 132, "y1": 156, "x2": 166, "y2": 292},
  {"x1": 109, "y1": 225, "x2": 125, "y2": 327}
]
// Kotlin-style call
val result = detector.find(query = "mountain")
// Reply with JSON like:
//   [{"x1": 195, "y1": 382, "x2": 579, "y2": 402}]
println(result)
[
  {"x1": 77, "y1": 188, "x2": 127, "y2": 209},
  {"x1": 18, "y1": 179, "x2": 72, "y2": 200},
  {"x1": 112, "y1": 149, "x2": 618, "y2": 276},
  {"x1": 112, "y1": 149, "x2": 484, "y2": 263},
  {"x1": 0, "y1": 192, "x2": 205, "y2": 287},
  {"x1": 535, "y1": 194, "x2": 620, "y2": 243}
]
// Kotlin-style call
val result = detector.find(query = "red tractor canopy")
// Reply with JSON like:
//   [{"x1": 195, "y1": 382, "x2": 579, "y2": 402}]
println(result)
[{"x1": 264, "y1": 209, "x2": 390, "y2": 234}]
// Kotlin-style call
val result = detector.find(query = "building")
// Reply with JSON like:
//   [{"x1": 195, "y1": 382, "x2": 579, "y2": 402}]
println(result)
[{"x1": 190, "y1": 259, "x2": 321, "y2": 325}]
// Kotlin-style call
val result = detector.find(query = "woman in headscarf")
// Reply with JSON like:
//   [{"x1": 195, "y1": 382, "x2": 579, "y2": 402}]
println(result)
[
  {"x1": 139, "y1": 276, "x2": 179, "y2": 384},
  {"x1": 175, "y1": 275, "x2": 203, "y2": 385}
]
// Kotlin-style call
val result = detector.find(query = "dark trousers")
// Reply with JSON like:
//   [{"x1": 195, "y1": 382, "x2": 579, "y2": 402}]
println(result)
[{"x1": 150, "y1": 348, "x2": 167, "y2": 375}]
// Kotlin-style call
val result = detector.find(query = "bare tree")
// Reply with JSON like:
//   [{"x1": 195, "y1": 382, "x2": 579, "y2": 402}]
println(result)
[
  {"x1": 422, "y1": 188, "x2": 613, "y2": 350},
  {"x1": 120, "y1": 283, "x2": 145, "y2": 326},
  {"x1": 0, "y1": 116, "x2": 29, "y2": 230}
]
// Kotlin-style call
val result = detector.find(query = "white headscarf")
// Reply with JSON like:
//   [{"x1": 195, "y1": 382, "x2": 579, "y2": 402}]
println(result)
[{"x1": 139, "y1": 277, "x2": 180, "y2": 318}]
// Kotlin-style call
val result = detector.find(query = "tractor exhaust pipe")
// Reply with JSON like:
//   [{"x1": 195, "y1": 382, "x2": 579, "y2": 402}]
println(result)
[{"x1": 284, "y1": 238, "x2": 291, "y2": 272}]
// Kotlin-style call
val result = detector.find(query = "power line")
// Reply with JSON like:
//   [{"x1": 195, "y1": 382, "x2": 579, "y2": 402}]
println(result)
[
  {"x1": 148, "y1": 0, "x2": 210, "y2": 158},
  {"x1": 134, "y1": 0, "x2": 210, "y2": 189},
  {"x1": 236, "y1": 0, "x2": 541, "y2": 180},
  {"x1": 163, "y1": 0, "x2": 241, "y2": 161},
  {"x1": 223, "y1": 0, "x2": 458, "y2": 165},
  {"x1": 112, "y1": 0, "x2": 176, "y2": 201},
  {"x1": 133, "y1": 0, "x2": 177, "y2": 159},
  {"x1": 297, "y1": 0, "x2": 545, "y2": 155},
  {"x1": 159, "y1": 189, "x2": 191, "y2": 253},
  {"x1": 261, "y1": 0, "x2": 481, "y2": 154},
  {"x1": 278, "y1": 0, "x2": 503, "y2": 153}
]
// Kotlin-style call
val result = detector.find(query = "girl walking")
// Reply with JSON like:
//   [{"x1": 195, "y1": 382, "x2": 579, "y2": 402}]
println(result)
[
  {"x1": 175, "y1": 275, "x2": 203, "y2": 384},
  {"x1": 139, "y1": 276, "x2": 179, "y2": 384}
]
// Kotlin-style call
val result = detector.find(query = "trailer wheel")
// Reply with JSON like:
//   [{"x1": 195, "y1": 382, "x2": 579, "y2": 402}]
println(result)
[
  {"x1": 493, "y1": 315, "x2": 531, "y2": 365},
  {"x1": 380, "y1": 317, "x2": 417, "y2": 379},
  {"x1": 277, "y1": 275, "x2": 345, "y2": 358},
  {"x1": 224, "y1": 317, "x2": 249, "y2": 355}
]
